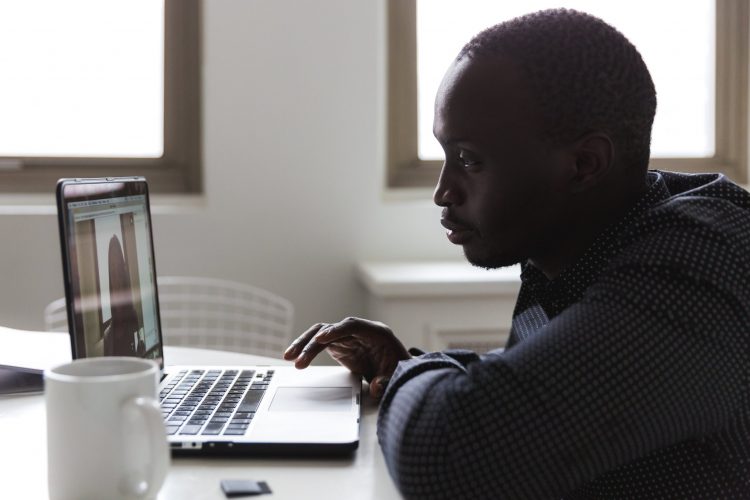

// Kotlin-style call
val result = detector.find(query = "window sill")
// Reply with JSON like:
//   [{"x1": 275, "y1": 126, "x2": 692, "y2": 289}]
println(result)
[
  {"x1": 0, "y1": 194, "x2": 207, "y2": 215},
  {"x1": 356, "y1": 260, "x2": 521, "y2": 298}
]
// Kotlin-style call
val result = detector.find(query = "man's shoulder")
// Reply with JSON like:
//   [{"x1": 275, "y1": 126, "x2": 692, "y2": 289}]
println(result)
[
  {"x1": 632, "y1": 171, "x2": 750, "y2": 242},
  {"x1": 604, "y1": 172, "x2": 750, "y2": 289}
]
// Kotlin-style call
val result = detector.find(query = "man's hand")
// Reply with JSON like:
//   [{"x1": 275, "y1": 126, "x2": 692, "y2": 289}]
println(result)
[{"x1": 283, "y1": 317, "x2": 411, "y2": 399}]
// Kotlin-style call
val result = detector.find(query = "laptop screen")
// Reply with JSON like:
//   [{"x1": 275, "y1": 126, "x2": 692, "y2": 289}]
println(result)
[{"x1": 57, "y1": 178, "x2": 163, "y2": 366}]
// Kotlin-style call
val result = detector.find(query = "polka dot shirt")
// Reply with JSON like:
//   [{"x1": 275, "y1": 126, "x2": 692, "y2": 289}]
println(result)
[{"x1": 377, "y1": 171, "x2": 750, "y2": 499}]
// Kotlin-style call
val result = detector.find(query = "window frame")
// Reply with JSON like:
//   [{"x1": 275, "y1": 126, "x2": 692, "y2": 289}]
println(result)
[
  {"x1": 387, "y1": 0, "x2": 749, "y2": 188},
  {"x1": 0, "y1": 0, "x2": 202, "y2": 194}
]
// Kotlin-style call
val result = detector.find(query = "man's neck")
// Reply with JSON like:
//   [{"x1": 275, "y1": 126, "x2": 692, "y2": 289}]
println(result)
[{"x1": 529, "y1": 179, "x2": 650, "y2": 280}]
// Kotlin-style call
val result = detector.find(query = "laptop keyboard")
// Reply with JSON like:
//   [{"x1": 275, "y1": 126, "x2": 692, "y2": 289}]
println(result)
[{"x1": 159, "y1": 368, "x2": 274, "y2": 437}]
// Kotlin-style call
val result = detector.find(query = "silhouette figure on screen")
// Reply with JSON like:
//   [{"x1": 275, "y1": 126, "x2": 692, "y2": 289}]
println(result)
[{"x1": 103, "y1": 236, "x2": 144, "y2": 356}]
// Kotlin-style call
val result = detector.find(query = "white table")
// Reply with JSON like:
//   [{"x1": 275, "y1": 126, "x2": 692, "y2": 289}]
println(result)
[{"x1": 0, "y1": 329, "x2": 402, "y2": 499}]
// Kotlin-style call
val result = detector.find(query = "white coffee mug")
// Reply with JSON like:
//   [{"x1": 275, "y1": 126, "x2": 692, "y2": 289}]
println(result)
[{"x1": 45, "y1": 357, "x2": 170, "y2": 500}]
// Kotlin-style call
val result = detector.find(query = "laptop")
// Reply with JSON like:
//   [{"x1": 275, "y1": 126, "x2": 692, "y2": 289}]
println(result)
[{"x1": 55, "y1": 177, "x2": 361, "y2": 456}]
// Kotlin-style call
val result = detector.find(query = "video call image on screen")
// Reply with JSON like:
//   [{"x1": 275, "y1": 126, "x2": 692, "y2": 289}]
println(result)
[{"x1": 67, "y1": 195, "x2": 161, "y2": 359}]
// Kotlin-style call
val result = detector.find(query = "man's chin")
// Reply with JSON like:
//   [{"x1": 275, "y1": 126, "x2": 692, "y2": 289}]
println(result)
[{"x1": 463, "y1": 247, "x2": 521, "y2": 270}]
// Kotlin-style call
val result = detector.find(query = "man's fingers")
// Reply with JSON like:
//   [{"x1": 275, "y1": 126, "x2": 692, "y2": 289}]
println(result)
[
  {"x1": 286, "y1": 316, "x2": 397, "y2": 371},
  {"x1": 292, "y1": 319, "x2": 362, "y2": 369},
  {"x1": 285, "y1": 322, "x2": 342, "y2": 369},
  {"x1": 293, "y1": 338, "x2": 330, "y2": 369},
  {"x1": 283, "y1": 323, "x2": 327, "y2": 360},
  {"x1": 316, "y1": 316, "x2": 382, "y2": 343}
]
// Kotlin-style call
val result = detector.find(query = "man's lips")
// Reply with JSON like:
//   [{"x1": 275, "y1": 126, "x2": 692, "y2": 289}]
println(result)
[{"x1": 440, "y1": 217, "x2": 474, "y2": 244}]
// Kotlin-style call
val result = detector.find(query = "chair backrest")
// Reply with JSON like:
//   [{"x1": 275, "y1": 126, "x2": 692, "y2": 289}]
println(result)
[
  {"x1": 155, "y1": 276, "x2": 294, "y2": 358},
  {"x1": 43, "y1": 276, "x2": 295, "y2": 358}
]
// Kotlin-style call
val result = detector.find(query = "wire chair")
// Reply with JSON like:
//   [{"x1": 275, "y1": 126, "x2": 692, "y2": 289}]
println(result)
[
  {"x1": 43, "y1": 276, "x2": 294, "y2": 358},
  {"x1": 43, "y1": 297, "x2": 69, "y2": 333}
]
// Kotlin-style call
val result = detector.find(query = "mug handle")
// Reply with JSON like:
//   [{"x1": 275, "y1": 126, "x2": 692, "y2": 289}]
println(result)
[{"x1": 123, "y1": 396, "x2": 170, "y2": 498}]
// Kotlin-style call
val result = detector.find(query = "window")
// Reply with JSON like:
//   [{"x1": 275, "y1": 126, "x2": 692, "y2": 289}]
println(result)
[
  {"x1": 387, "y1": 0, "x2": 749, "y2": 188},
  {"x1": 0, "y1": 0, "x2": 201, "y2": 194}
]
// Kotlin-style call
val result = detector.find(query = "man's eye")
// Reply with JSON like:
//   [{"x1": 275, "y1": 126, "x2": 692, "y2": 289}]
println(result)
[{"x1": 458, "y1": 151, "x2": 480, "y2": 167}]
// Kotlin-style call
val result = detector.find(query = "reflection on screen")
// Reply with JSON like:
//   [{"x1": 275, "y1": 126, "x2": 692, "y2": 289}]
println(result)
[{"x1": 66, "y1": 195, "x2": 161, "y2": 359}]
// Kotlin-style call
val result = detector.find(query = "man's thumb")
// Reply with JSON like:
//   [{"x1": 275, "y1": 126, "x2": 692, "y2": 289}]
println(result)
[{"x1": 370, "y1": 375, "x2": 391, "y2": 399}]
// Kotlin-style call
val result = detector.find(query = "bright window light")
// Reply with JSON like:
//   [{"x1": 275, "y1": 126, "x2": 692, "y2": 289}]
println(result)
[
  {"x1": 0, "y1": 0, "x2": 164, "y2": 158},
  {"x1": 417, "y1": 0, "x2": 715, "y2": 160}
]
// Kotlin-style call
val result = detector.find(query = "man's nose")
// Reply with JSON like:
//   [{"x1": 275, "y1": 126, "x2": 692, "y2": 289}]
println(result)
[{"x1": 433, "y1": 164, "x2": 462, "y2": 207}]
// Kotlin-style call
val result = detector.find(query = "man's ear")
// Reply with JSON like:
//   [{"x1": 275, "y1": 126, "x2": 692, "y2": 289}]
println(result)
[{"x1": 568, "y1": 132, "x2": 614, "y2": 193}]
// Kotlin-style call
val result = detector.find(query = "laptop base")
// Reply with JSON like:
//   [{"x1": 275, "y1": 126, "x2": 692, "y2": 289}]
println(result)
[{"x1": 170, "y1": 440, "x2": 359, "y2": 458}]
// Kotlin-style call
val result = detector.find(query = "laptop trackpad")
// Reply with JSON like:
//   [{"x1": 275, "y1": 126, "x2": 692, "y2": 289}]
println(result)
[{"x1": 269, "y1": 387, "x2": 352, "y2": 412}]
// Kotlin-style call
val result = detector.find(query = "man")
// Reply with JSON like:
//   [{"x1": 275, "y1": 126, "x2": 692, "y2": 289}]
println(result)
[{"x1": 285, "y1": 9, "x2": 750, "y2": 499}]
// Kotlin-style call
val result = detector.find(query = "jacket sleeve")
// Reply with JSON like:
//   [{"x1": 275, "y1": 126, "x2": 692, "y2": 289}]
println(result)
[{"x1": 376, "y1": 256, "x2": 749, "y2": 499}]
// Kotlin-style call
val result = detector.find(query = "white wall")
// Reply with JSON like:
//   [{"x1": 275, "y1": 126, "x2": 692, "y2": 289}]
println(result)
[{"x1": 0, "y1": 0, "x2": 463, "y2": 336}]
